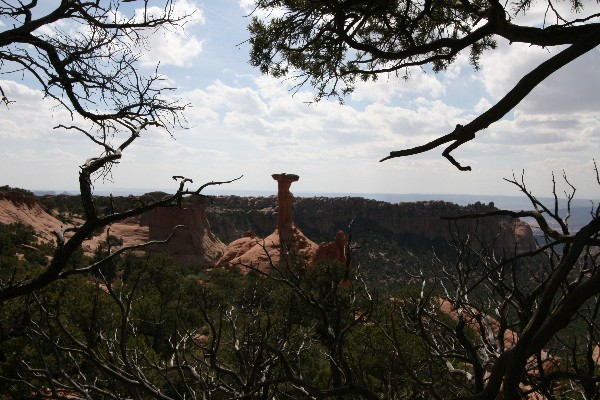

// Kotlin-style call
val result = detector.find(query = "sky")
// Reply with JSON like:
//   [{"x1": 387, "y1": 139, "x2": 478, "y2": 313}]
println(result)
[{"x1": 1, "y1": 0, "x2": 600, "y2": 200}]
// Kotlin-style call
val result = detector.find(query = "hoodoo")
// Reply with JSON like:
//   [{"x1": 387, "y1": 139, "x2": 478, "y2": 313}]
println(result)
[
  {"x1": 217, "y1": 173, "x2": 348, "y2": 272},
  {"x1": 272, "y1": 173, "x2": 299, "y2": 229},
  {"x1": 272, "y1": 172, "x2": 300, "y2": 248}
]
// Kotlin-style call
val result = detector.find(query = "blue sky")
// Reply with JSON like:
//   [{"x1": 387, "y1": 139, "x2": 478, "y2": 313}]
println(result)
[{"x1": 1, "y1": 0, "x2": 600, "y2": 199}]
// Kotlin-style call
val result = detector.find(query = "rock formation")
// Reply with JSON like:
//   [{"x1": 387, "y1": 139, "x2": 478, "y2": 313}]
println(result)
[
  {"x1": 0, "y1": 191, "x2": 62, "y2": 243},
  {"x1": 311, "y1": 230, "x2": 347, "y2": 265},
  {"x1": 272, "y1": 173, "x2": 299, "y2": 229},
  {"x1": 0, "y1": 190, "x2": 225, "y2": 265},
  {"x1": 2, "y1": 185, "x2": 536, "y2": 272},
  {"x1": 208, "y1": 196, "x2": 536, "y2": 256},
  {"x1": 139, "y1": 197, "x2": 225, "y2": 266},
  {"x1": 0, "y1": 191, "x2": 143, "y2": 255},
  {"x1": 272, "y1": 173, "x2": 301, "y2": 255},
  {"x1": 217, "y1": 174, "x2": 346, "y2": 272},
  {"x1": 216, "y1": 227, "x2": 319, "y2": 272}
]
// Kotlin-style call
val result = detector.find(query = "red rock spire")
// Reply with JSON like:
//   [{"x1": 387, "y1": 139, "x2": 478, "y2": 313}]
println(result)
[
  {"x1": 272, "y1": 173, "x2": 299, "y2": 247},
  {"x1": 272, "y1": 173, "x2": 299, "y2": 229}
]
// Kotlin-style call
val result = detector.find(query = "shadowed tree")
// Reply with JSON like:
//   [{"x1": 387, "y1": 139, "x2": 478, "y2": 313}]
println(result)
[
  {"x1": 249, "y1": 8, "x2": 600, "y2": 399},
  {"x1": 390, "y1": 170, "x2": 600, "y2": 399},
  {"x1": 247, "y1": 3, "x2": 600, "y2": 398},
  {"x1": 247, "y1": 0, "x2": 600, "y2": 170},
  {"x1": 0, "y1": 1, "x2": 241, "y2": 302}
]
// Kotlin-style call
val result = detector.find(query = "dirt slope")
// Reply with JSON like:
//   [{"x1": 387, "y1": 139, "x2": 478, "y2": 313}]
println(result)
[{"x1": 0, "y1": 192, "x2": 63, "y2": 242}]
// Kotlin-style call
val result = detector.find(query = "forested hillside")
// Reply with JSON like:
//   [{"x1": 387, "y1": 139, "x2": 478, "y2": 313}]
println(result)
[{"x1": 1, "y1": 186, "x2": 599, "y2": 399}]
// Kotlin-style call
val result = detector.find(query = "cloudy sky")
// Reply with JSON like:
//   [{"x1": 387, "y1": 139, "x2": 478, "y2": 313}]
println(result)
[{"x1": 1, "y1": 0, "x2": 599, "y2": 200}]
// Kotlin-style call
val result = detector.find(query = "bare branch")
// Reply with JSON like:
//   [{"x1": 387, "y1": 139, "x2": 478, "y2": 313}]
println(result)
[
  {"x1": 381, "y1": 27, "x2": 600, "y2": 169},
  {"x1": 60, "y1": 225, "x2": 189, "y2": 278}
]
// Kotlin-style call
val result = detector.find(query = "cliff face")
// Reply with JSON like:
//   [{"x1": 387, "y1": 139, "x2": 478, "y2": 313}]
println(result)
[
  {"x1": 0, "y1": 191, "x2": 224, "y2": 266},
  {"x1": 208, "y1": 196, "x2": 278, "y2": 243},
  {"x1": 207, "y1": 196, "x2": 536, "y2": 256},
  {"x1": 1, "y1": 188, "x2": 536, "y2": 271},
  {"x1": 0, "y1": 191, "x2": 63, "y2": 242},
  {"x1": 139, "y1": 197, "x2": 225, "y2": 267}
]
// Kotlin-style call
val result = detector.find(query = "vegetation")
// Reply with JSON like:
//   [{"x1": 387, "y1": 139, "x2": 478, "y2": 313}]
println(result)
[
  {"x1": 245, "y1": 2, "x2": 600, "y2": 397},
  {"x1": 0, "y1": 186, "x2": 34, "y2": 196},
  {"x1": 0, "y1": 1, "x2": 241, "y2": 303},
  {"x1": 0, "y1": 223, "x2": 46, "y2": 270},
  {"x1": 1, "y1": 183, "x2": 600, "y2": 399},
  {"x1": 1, "y1": 1, "x2": 599, "y2": 399},
  {"x1": 248, "y1": 0, "x2": 600, "y2": 170}
]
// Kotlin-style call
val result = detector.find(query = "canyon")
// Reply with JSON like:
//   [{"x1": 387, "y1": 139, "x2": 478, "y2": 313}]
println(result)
[
  {"x1": 0, "y1": 176, "x2": 536, "y2": 273},
  {"x1": 208, "y1": 194, "x2": 535, "y2": 255}
]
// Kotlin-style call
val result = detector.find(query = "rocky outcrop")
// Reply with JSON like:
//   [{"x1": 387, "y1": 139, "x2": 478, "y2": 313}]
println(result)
[
  {"x1": 208, "y1": 197, "x2": 536, "y2": 256},
  {"x1": 272, "y1": 173, "x2": 301, "y2": 248},
  {"x1": 311, "y1": 230, "x2": 348, "y2": 265},
  {"x1": 2, "y1": 186, "x2": 536, "y2": 269},
  {"x1": 139, "y1": 197, "x2": 225, "y2": 267},
  {"x1": 217, "y1": 174, "x2": 345, "y2": 272},
  {"x1": 0, "y1": 191, "x2": 152, "y2": 255},
  {"x1": 0, "y1": 191, "x2": 63, "y2": 243},
  {"x1": 0, "y1": 190, "x2": 224, "y2": 266},
  {"x1": 272, "y1": 173, "x2": 299, "y2": 229},
  {"x1": 216, "y1": 227, "x2": 319, "y2": 272}
]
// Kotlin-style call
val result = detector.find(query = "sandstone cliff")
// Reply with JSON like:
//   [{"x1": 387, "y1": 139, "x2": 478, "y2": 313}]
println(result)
[
  {"x1": 0, "y1": 190, "x2": 224, "y2": 266},
  {"x1": 207, "y1": 196, "x2": 536, "y2": 255},
  {"x1": 0, "y1": 191, "x2": 62, "y2": 243},
  {"x1": 139, "y1": 197, "x2": 225, "y2": 266},
  {"x1": 2, "y1": 186, "x2": 536, "y2": 272},
  {"x1": 0, "y1": 191, "x2": 150, "y2": 255}
]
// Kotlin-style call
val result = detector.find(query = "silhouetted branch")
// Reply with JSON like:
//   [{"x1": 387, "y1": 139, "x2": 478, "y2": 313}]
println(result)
[
  {"x1": 61, "y1": 225, "x2": 189, "y2": 278},
  {"x1": 380, "y1": 28, "x2": 600, "y2": 170}
]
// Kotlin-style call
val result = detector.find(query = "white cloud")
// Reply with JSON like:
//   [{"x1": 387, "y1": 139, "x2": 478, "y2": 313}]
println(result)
[
  {"x1": 475, "y1": 102, "x2": 600, "y2": 152},
  {"x1": 468, "y1": 22, "x2": 600, "y2": 192},
  {"x1": 4, "y1": 66, "x2": 600, "y2": 197},
  {"x1": 43, "y1": 148, "x2": 82, "y2": 162},
  {"x1": 208, "y1": 81, "x2": 269, "y2": 115},
  {"x1": 3, "y1": 0, "x2": 600, "y2": 199},
  {"x1": 177, "y1": 75, "x2": 472, "y2": 171},
  {"x1": 140, "y1": 33, "x2": 203, "y2": 68},
  {"x1": 238, "y1": 0, "x2": 286, "y2": 20},
  {"x1": 474, "y1": 97, "x2": 492, "y2": 113},
  {"x1": 0, "y1": 147, "x2": 84, "y2": 190},
  {"x1": 0, "y1": 80, "x2": 73, "y2": 140},
  {"x1": 505, "y1": 0, "x2": 600, "y2": 28},
  {"x1": 478, "y1": 38, "x2": 600, "y2": 114},
  {"x1": 238, "y1": 0, "x2": 255, "y2": 14},
  {"x1": 443, "y1": 52, "x2": 472, "y2": 82},
  {"x1": 351, "y1": 68, "x2": 445, "y2": 104},
  {"x1": 135, "y1": 0, "x2": 206, "y2": 67}
]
